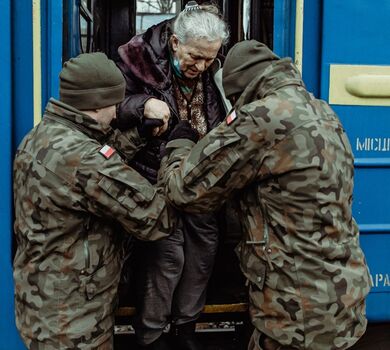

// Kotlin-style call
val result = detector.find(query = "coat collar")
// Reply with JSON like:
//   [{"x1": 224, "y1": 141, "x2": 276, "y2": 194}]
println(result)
[
  {"x1": 118, "y1": 20, "x2": 173, "y2": 90},
  {"x1": 44, "y1": 98, "x2": 114, "y2": 144}
]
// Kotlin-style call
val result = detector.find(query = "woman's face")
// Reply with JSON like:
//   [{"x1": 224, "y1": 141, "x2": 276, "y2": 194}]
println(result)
[{"x1": 171, "y1": 35, "x2": 222, "y2": 79}]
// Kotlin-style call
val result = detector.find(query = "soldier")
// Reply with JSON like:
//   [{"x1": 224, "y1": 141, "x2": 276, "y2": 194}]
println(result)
[
  {"x1": 160, "y1": 40, "x2": 371, "y2": 350},
  {"x1": 115, "y1": 2, "x2": 230, "y2": 349},
  {"x1": 13, "y1": 52, "x2": 174, "y2": 350}
]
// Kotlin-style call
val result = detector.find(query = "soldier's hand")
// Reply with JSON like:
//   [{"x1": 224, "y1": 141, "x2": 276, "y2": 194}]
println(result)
[
  {"x1": 144, "y1": 98, "x2": 171, "y2": 136},
  {"x1": 168, "y1": 121, "x2": 199, "y2": 143},
  {"x1": 138, "y1": 118, "x2": 164, "y2": 139}
]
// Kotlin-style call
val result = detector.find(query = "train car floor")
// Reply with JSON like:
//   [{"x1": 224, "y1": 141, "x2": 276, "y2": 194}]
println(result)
[{"x1": 114, "y1": 323, "x2": 390, "y2": 349}]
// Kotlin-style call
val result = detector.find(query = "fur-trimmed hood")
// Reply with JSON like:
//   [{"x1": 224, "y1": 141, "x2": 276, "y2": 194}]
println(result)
[{"x1": 118, "y1": 20, "x2": 173, "y2": 90}]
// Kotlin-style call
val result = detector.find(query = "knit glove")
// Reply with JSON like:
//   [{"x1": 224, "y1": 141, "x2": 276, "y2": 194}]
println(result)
[
  {"x1": 167, "y1": 121, "x2": 199, "y2": 143},
  {"x1": 160, "y1": 121, "x2": 199, "y2": 159},
  {"x1": 137, "y1": 118, "x2": 164, "y2": 138}
]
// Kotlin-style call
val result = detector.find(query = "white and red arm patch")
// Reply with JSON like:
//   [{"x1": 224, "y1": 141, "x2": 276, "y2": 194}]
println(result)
[
  {"x1": 226, "y1": 110, "x2": 237, "y2": 125},
  {"x1": 99, "y1": 145, "x2": 116, "y2": 159}
]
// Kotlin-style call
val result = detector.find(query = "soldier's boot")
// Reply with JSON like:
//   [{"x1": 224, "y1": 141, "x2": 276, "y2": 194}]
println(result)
[
  {"x1": 139, "y1": 335, "x2": 171, "y2": 350},
  {"x1": 171, "y1": 321, "x2": 203, "y2": 350}
]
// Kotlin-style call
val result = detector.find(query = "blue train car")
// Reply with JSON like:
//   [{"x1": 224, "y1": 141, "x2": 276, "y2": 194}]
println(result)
[{"x1": 1, "y1": 1, "x2": 389, "y2": 349}]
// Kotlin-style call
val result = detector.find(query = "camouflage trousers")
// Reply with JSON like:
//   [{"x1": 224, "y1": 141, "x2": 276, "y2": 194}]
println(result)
[
  {"x1": 27, "y1": 334, "x2": 113, "y2": 350},
  {"x1": 248, "y1": 329, "x2": 294, "y2": 350}
]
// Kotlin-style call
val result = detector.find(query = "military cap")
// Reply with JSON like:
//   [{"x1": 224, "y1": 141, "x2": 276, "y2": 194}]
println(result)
[
  {"x1": 59, "y1": 52, "x2": 125, "y2": 110},
  {"x1": 223, "y1": 40, "x2": 279, "y2": 99}
]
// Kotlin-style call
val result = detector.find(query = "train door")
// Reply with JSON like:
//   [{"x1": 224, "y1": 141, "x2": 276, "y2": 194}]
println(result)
[
  {"x1": 319, "y1": 1, "x2": 390, "y2": 321},
  {"x1": 62, "y1": 0, "x2": 276, "y2": 61}
]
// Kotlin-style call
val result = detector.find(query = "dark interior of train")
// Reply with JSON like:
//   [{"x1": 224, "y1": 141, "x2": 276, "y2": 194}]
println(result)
[
  {"x1": 98, "y1": 0, "x2": 274, "y2": 59},
  {"x1": 63, "y1": 0, "x2": 274, "y2": 62}
]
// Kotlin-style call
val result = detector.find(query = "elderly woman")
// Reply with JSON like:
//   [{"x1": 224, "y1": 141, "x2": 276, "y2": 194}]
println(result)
[{"x1": 115, "y1": 2, "x2": 230, "y2": 349}]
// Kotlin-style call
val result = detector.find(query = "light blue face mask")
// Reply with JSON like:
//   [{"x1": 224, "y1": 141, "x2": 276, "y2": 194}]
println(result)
[
  {"x1": 169, "y1": 49, "x2": 183, "y2": 79},
  {"x1": 173, "y1": 57, "x2": 181, "y2": 73}
]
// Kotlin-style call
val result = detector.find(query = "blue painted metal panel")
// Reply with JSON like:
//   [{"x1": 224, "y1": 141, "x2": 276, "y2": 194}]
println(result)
[
  {"x1": 354, "y1": 167, "x2": 390, "y2": 228},
  {"x1": 320, "y1": 1, "x2": 390, "y2": 100},
  {"x1": 41, "y1": 0, "x2": 63, "y2": 107},
  {"x1": 321, "y1": 0, "x2": 390, "y2": 321},
  {"x1": 273, "y1": 0, "x2": 295, "y2": 58},
  {"x1": 66, "y1": 0, "x2": 82, "y2": 59},
  {"x1": 360, "y1": 233, "x2": 390, "y2": 321},
  {"x1": 0, "y1": 0, "x2": 28, "y2": 348},
  {"x1": 12, "y1": 0, "x2": 34, "y2": 149},
  {"x1": 273, "y1": 0, "x2": 321, "y2": 97},
  {"x1": 301, "y1": 1, "x2": 321, "y2": 98}
]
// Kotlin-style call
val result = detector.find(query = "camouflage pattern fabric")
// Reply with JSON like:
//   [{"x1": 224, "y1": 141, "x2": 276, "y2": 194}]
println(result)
[
  {"x1": 160, "y1": 58, "x2": 371, "y2": 349},
  {"x1": 249, "y1": 329, "x2": 294, "y2": 350},
  {"x1": 13, "y1": 99, "x2": 174, "y2": 349}
]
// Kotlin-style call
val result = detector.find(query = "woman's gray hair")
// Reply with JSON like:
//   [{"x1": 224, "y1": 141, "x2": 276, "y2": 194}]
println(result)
[{"x1": 173, "y1": 3, "x2": 229, "y2": 45}]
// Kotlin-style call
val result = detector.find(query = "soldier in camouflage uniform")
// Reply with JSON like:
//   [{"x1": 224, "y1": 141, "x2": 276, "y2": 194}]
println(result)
[
  {"x1": 160, "y1": 40, "x2": 371, "y2": 349},
  {"x1": 13, "y1": 52, "x2": 174, "y2": 349}
]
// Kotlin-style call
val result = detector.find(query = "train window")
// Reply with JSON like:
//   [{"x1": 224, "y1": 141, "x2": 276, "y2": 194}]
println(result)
[
  {"x1": 136, "y1": 0, "x2": 182, "y2": 35},
  {"x1": 79, "y1": 0, "x2": 94, "y2": 53},
  {"x1": 243, "y1": 0, "x2": 250, "y2": 39}
]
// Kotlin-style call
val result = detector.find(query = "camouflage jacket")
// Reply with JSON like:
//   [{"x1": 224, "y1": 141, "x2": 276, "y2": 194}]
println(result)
[
  {"x1": 160, "y1": 59, "x2": 371, "y2": 349},
  {"x1": 13, "y1": 99, "x2": 173, "y2": 349}
]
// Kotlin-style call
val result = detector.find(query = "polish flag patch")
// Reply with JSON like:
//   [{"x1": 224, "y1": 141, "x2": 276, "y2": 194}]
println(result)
[
  {"x1": 99, "y1": 145, "x2": 116, "y2": 159},
  {"x1": 226, "y1": 110, "x2": 237, "y2": 125}
]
